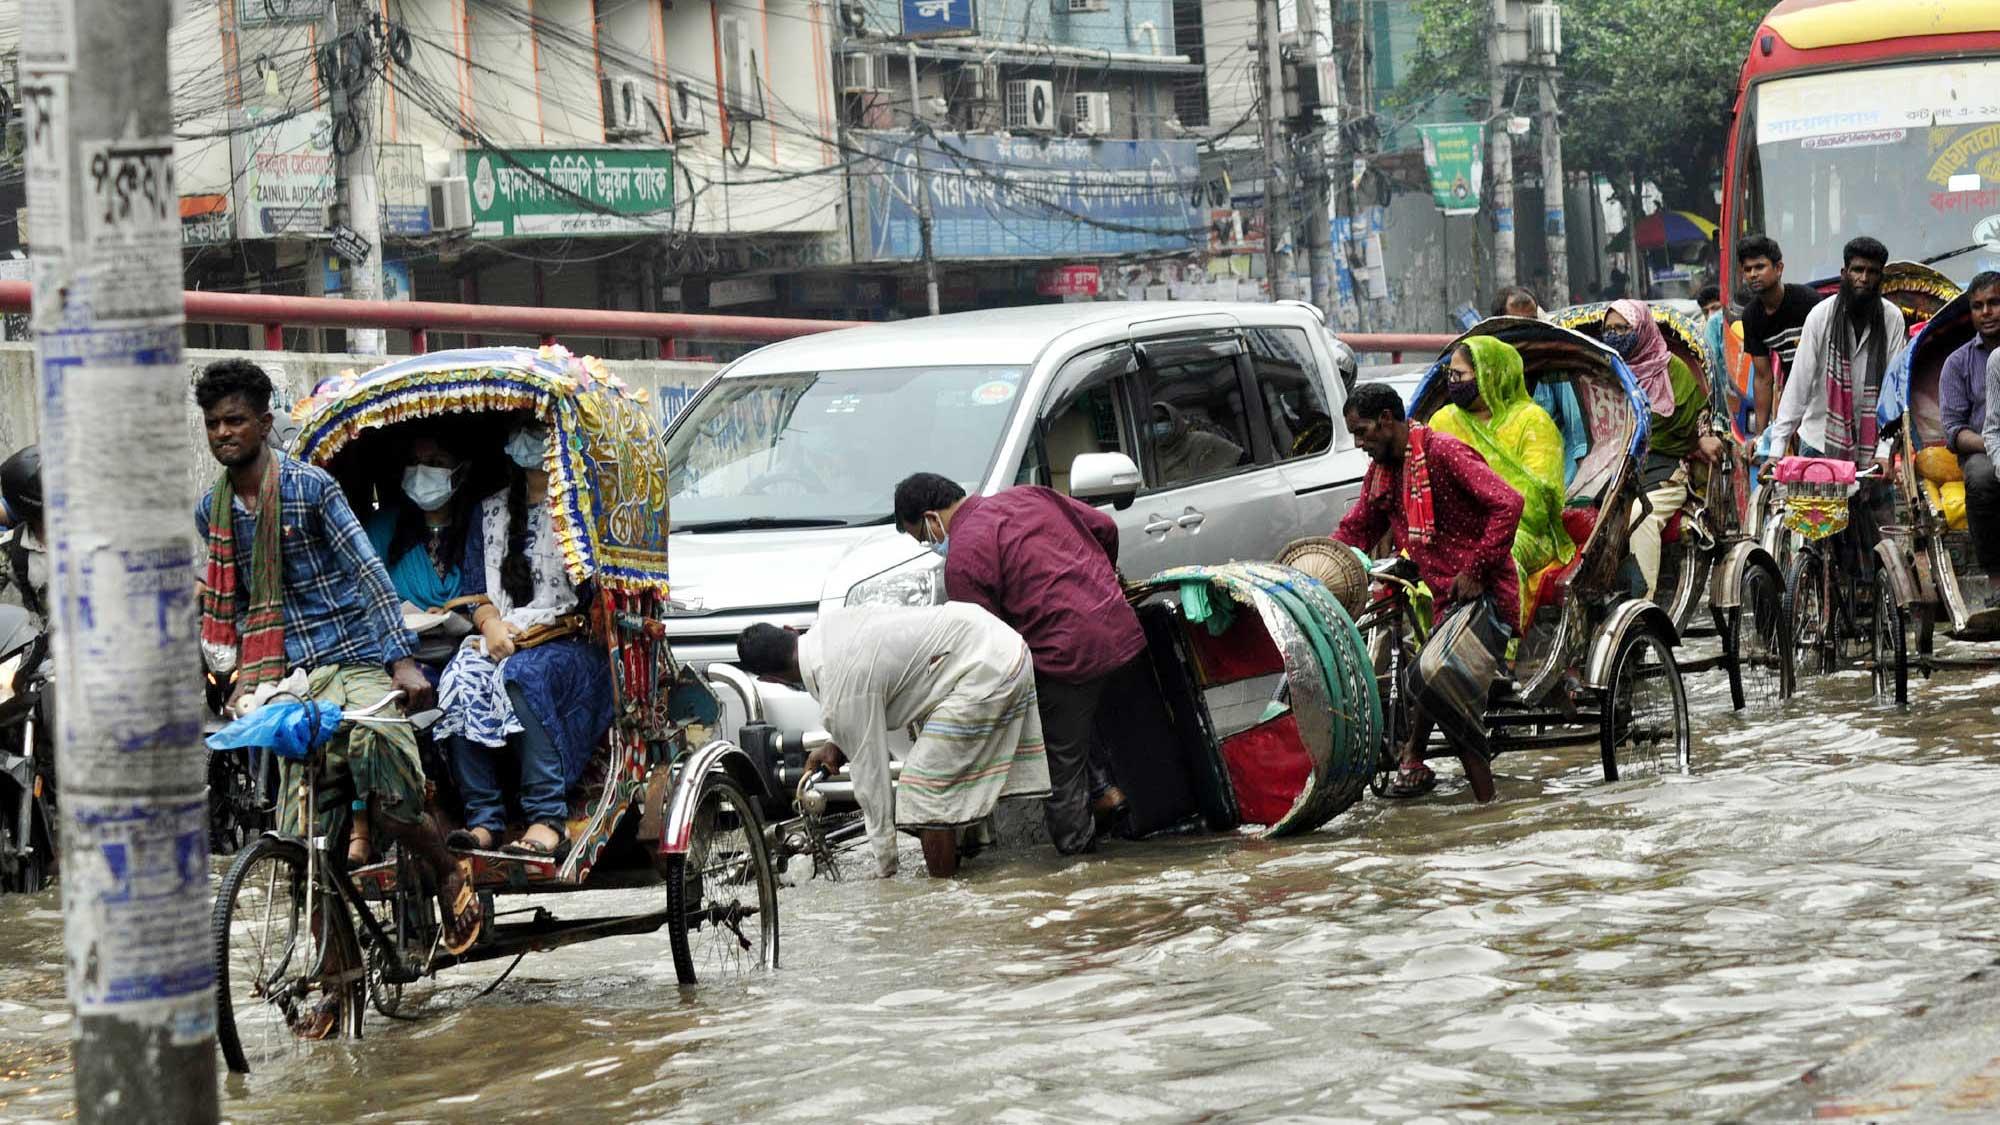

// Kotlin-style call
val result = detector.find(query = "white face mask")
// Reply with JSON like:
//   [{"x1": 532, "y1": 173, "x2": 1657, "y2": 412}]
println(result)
[
  {"x1": 505, "y1": 427, "x2": 548, "y2": 470},
  {"x1": 402, "y1": 465, "x2": 460, "y2": 512}
]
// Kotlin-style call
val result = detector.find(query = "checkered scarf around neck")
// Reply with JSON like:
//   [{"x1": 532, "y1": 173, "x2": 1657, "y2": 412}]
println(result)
[
  {"x1": 1404, "y1": 423, "x2": 1436, "y2": 546},
  {"x1": 1822, "y1": 290, "x2": 1883, "y2": 466},
  {"x1": 198, "y1": 460, "x2": 286, "y2": 687}
]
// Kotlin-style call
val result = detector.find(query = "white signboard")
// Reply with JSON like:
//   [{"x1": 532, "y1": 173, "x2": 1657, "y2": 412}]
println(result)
[
  {"x1": 232, "y1": 107, "x2": 336, "y2": 239},
  {"x1": 1757, "y1": 59, "x2": 2000, "y2": 145}
]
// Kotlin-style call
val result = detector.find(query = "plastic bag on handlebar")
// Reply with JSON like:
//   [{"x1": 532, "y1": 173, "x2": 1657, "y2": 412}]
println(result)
[{"x1": 204, "y1": 699, "x2": 345, "y2": 760}]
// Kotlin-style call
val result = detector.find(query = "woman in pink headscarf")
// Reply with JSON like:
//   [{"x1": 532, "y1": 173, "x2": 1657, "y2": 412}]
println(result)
[{"x1": 1602, "y1": 299, "x2": 1724, "y2": 600}]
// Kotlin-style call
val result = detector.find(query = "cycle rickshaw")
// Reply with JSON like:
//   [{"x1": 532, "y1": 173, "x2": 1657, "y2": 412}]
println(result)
[
  {"x1": 1338, "y1": 317, "x2": 1712, "y2": 787},
  {"x1": 1867, "y1": 291, "x2": 2000, "y2": 704},
  {"x1": 209, "y1": 347, "x2": 778, "y2": 1073},
  {"x1": 708, "y1": 559, "x2": 1383, "y2": 872}
]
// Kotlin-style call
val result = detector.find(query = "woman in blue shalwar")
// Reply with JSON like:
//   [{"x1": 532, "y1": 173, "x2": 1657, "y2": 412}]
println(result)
[{"x1": 436, "y1": 422, "x2": 614, "y2": 858}]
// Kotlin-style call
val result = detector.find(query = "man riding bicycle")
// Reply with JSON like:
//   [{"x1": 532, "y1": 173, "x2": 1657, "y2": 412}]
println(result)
[{"x1": 1334, "y1": 382, "x2": 1524, "y2": 803}]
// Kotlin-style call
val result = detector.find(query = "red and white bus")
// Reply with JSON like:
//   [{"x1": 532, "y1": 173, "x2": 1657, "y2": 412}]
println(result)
[{"x1": 1720, "y1": 0, "x2": 2000, "y2": 298}]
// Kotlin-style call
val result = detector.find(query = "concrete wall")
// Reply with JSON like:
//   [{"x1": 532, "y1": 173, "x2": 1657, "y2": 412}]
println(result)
[{"x1": 0, "y1": 345, "x2": 721, "y2": 506}]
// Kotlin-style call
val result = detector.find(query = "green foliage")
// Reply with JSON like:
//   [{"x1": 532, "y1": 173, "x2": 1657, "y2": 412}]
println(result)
[{"x1": 1396, "y1": 0, "x2": 1770, "y2": 208}]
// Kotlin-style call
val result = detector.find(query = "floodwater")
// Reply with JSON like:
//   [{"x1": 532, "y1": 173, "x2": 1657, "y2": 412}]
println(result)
[{"x1": 6, "y1": 646, "x2": 2000, "y2": 1123}]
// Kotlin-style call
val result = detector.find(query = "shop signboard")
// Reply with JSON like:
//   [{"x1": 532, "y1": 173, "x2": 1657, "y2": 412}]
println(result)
[
  {"x1": 181, "y1": 194, "x2": 232, "y2": 247},
  {"x1": 458, "y1": 146, "x2": 675, "y2": 238},
  {"x1": 1036, "y1": 264, "x2": 1100, "y2": 297},
  {"x1": 901, "y1": 0, "x2": 975, "y2": 38},
  {"x1": 233, "y1": 107, "x2": 336, "y2": 239},
  {"x1": 378, "y1": 142, "x2": 432, "y2": 235},
  {"x1": 858, "y1": 133, "x2": 1200, "y2": 260}
]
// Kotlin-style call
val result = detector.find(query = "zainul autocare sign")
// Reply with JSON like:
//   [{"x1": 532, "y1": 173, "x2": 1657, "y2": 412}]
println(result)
[
  {"x1": 231, "y1": 107, "x2": 336, "y2": 239},
  {"x1": 459, "y1": 147, "x2": 675, "y2": 239}
]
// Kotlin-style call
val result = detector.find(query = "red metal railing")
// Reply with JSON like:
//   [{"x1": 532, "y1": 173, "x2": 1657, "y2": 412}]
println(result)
[{"x1": 0, "y1": 281, "x2": 1450, "y2": 359}]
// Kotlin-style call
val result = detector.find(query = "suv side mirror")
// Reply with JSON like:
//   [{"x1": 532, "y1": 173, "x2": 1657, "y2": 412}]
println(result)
[{"x1": 1069, "y1": 452, "x2": 1141, "y2": 510}]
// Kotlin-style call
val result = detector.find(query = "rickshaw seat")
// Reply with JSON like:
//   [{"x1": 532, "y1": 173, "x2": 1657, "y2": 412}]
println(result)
[
  {"x1": 1661, "y1": 510, "x2": 1684, "y2": 546},
  {"x1": 1560, "y1": 506, "x2": 1598, "y2": 548}
]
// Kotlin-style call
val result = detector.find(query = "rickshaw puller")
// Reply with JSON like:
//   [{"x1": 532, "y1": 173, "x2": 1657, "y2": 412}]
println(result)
[
  {"x1": 736, "y1": 604, "x2": 1052, "y2": 878},
  {"x1": 194, "y1": 360, "x2": 481, "y2": 951},
  {"x1": 893, "y1": 472, "x2": 1143, "y2": 855},
  {"x1": 1334, "y1": 383, "x2": 1523, "y2": 803},
  {"x1": 1947, "y1": 271, "x2": 2000, "y2": 601}
]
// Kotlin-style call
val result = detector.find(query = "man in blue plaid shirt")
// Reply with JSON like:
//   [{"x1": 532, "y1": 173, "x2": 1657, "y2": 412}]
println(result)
[{"x1": 196, "y1": 359, "x2": 481, "y2": 956}]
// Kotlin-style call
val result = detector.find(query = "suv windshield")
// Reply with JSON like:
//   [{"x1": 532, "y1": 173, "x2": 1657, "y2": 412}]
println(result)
[
  {"x1": 665, "y1": 365, "x2": 1028, "y2": 529},
  {"x1": 1747, "y1": 57, "x2": 2000, "y2": 286}
]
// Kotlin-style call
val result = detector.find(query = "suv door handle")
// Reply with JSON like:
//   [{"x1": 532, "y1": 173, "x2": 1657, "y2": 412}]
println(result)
[
  {"x1": 1176, "y1": 507, "x2": 1206, "y2": 529},
  {"x1": 1143, "y1": 513, "x2": 1174, "y2": 536}
]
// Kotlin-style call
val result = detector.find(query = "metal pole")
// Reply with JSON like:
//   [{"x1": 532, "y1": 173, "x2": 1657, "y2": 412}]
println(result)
[
  {"x1": 1487, "y1": 0, "x2": 1516, "y2": 291},
  {"x1": 21, "y1": 0, "x2": 219, "y2": 1120},
  {"x1": 332, "y1": 0, "x2": 386, "y2": 354},
  {"x1": 906, "y1": 47, "x2": 940, "y2": 317},
  {"x1": 1255, "y1": 0, "x2": 1297, "y2": 300},
  {"x1": 1300, "y1": 1, "x2": 1333, "y2": 317},
  {"x1": 1539, "y1": 69, "x2": 1568, "y2": 306}
]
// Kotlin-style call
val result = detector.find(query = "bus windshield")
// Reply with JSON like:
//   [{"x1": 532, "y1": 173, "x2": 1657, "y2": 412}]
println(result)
[{"x1": 1746, "y1": 57, "x2": 2000, "y2": 286}]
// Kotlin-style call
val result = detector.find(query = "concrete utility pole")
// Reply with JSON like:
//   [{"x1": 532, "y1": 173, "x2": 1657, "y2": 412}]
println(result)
[
  {"x1": 1487, "y1": 0, "x2": 1516, "y2": 290},
  {"x1": 1538, "y1": 65, "x2": 1568, "y2": 305},
  {"x1": 331, "y1": 0, "x2": 386, "y2": 353},
  {"x1": 1299, "y1": 1, "x2": 1335, "y2": 318},
  {"x1": 21, "y1": 0, "x2": 219, "y2": 1121},
  {"x1": 1255, "y1": 0, "x2": 1297, "y2": 300},
  {"x1": 906, "y1": 46, "x2": 941, "y2": 316}
]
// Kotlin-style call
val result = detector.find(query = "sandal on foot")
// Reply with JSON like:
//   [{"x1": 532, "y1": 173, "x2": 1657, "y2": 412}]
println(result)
[
  {"x1": 437, "y1": 859, "x2": 483, "y2": 957},
  {"x1": 1384, "y1": 764, "x2": 1437, "y2": 799},
  {"x1": 447, "y1": 826, "x2": 500, "y2": 851},
  {"x1": 294, "y1": 996, "x2": 342, "y2": 1041},
  {"x1": 502, "y1": 824, "x2": 569, "y2": 863}
]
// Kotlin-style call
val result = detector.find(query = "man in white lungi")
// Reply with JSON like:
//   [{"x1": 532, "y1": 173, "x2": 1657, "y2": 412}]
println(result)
[{"x1": 736, "y1": 604, "x2": 1051, "y2": 877}]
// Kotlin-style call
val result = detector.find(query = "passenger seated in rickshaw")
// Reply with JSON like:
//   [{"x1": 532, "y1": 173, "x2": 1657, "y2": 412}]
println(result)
[
  {"x1": 1942, "y1": 271, "x2": 2000, "y2": 602},
  {"x1": 436, "y1": 422, "x2": 615, "y2": 859},
  {"x1": 363, "y1": 428, "x2": 484, "y2": 675},
  {"x1": 1429, "y1": 336, "x2": 1575, "y2": 630},
  {"x1": 1334, "y1": 383, "x2": 1523, "y2": 803},
  {"x1": 1491, "y1": 287, "x2": 1589, "y2": 481},
  {"x1": 1606, "y1": 299, "x2": 1724, "y2": 600}
]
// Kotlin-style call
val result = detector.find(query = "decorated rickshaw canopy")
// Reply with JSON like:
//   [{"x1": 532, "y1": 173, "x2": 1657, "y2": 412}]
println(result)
[
  {"x1": 292, "y1": 345, "x2": 670, "y2": 595},
  {"x1": 1414, "y1": 316, "x2": 1652, "y2": 457},
  {"x1": 1548, "y1": 300, "x2": 1714, "y2": 385}
]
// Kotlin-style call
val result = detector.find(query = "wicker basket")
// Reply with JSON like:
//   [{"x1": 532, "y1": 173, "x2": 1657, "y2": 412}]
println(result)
[{"x1": 1274, "y1": 536, "x2": 1370, "y2": 618}]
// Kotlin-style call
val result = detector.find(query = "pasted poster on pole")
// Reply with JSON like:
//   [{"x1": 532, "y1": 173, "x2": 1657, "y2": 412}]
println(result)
[
  {"x1": 1417, "y1": 123, "x2": 1486, "y2": 216},
  {"x1": 231, "y1": 107, "x2": 336, "y2": 239}
]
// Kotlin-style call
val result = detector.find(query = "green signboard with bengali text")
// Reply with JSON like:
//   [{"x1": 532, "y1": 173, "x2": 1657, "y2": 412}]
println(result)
[{"x1": 461, "y1": 147, "x2": 675, "y2": 239}]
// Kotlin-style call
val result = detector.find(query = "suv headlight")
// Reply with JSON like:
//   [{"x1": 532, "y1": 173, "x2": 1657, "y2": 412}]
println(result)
[{"x1": 845, "y1": 554, "x2": 946, "y2": 607}]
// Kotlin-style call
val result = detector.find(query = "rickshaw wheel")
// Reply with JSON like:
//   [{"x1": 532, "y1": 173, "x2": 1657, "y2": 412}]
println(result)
[
  {"x1": 1783, "y1": 549, "x2": 1833, "y2": 677},
  {"x1": 1727, "y1": 563, "x2": 1790, "y2": 709},
  {"x1": 664, "y1": 772, "x2": 780, "y2": 986},
  {"x1": 214, "y1": 835, "x2": 366, "y2": 1074},
  {"x1": 1600, "y1": 626, "x2": 1691, "y2": 782},
  {"x1": 1871, "y1": 581, "x2": 1910, "y2": 707}
]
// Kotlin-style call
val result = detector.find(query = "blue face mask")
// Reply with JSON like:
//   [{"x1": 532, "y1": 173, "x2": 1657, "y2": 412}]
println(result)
[
  {"x1": 923, "y1": 513, "x2": 949, "y2": 558},
  {"x1": 1152, "y1": 419, "x2": 1175, "y2": 441},
  {"x1": 402, "y1": 465, "x2": 460, "y2": 512},
  {"x1": 505, "y1": 427, "x2": 547, "y2": 469}
]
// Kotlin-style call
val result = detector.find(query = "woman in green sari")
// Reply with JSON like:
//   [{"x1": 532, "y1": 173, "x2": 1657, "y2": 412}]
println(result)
[{"x1": 1430, "y1": 336, "x2": 1576, "y2": 628}]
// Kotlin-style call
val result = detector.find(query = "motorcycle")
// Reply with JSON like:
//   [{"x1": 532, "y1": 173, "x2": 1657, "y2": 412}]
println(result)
[{"x1": 0, "y1": 529, "x2": 55, "y2": 893}]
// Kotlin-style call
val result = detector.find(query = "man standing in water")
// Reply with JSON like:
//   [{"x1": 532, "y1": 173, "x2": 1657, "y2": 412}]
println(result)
[
  {"x1": 735, "y1": 604, "x2": 1051, "y2": 878},
  {"x1": 194, "y1": 359, "x2": 481, "y2": 962},
  {"x1": 1334, "y1": 382, "x2": 1523, "y2": 803},
  {"x1": 891, "y1": 471, "x2": 1141, "y2": 853}
]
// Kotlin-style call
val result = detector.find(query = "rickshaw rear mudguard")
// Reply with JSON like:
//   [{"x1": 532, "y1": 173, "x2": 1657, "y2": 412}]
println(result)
[
  {"x1": 1872, "y1": 540, "x2": 1922, "y2": 611},
  {"x1": 1582, "y1": 600, "x2": 1679, "y2": 690},
  {"x1": 1707, "y1": 540, "x2": 1782, "y2": 610},
  {"x1": 659, "y1": 739, "x2": 769, "y2": 855}
]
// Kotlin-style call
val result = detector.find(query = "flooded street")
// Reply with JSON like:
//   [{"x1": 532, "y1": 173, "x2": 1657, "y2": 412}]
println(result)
[{"x1": 6, "y1": 651, "x2": 2000, "y2": 1123}]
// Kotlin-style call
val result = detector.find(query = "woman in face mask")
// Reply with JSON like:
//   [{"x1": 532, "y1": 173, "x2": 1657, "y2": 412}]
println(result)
[
  {"x1": 1603, "y1": 300, "x2": 1722, "y2": 601},
  {"x1": 434, "y1": 420, "x2": 614, "y2": 859},
  {"x1": 364, "y1": 430, "x2": 478, "y2": 616},
  {"x1": 1429, "y1": 336, "x2": 1576, "y2": 630}
]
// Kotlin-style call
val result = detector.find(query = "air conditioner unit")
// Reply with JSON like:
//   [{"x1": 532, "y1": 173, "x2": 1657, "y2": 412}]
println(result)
[
  {"x1": 1528, "y1": 2, "x2": 1562, "y2": 60},
  {"x1": 671, "y1": 78, "x2": 709, "y2": 138},
  {"x1": 1072, "y1": 91, "x2": 1111, "y2": 136},
  {"x1": 1005, "y1": 79, "x2": 1056, "y2": 132},
  {"x1": 842, "y1": 52, "x2": 888, "y2": 93},
  {"x1": 1062, "y1": 0, "x2": 1109, "y2": 12},
  {"x1": 601, "y1": 74, "x2": 646, "y2": 139},
  {"x1": 428, "y1": 176, "x2": 472, "y2": 231},
  {"x1": 720, "y1": 15, "x2": 760, "y2": 116}
]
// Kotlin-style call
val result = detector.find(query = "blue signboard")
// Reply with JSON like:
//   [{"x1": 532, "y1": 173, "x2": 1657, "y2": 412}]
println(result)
[
  {"x1": 861, "y1": 133, "x2": 1201, "y2": 260},
  {"x1": 901, "y1": 0, "x2": 975, "y2": 38}
]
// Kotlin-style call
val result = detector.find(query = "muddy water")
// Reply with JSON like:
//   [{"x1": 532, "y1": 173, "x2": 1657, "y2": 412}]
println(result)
[{"x1": 6, "y1": 651, "x2": 2000, "y2": 1123}]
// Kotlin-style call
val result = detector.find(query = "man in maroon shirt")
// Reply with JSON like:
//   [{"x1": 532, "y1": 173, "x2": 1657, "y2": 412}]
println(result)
[
  {"x1": 893, "y1": 472, "x2": 1145, "y2": 854},
  {"x1": 1334, "y1": 382, "x2": 1523, "y2": 802}
]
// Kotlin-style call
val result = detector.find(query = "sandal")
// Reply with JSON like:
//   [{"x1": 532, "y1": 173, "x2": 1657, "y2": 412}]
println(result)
[
  {"x1": 446, "y1": 826, "x2": 500, "y2": 851},
  {"x1": 502, "y1": 823, "x2": 569, "y2": 863},
  {"x1": 294, "y1": 995, "x2": 343, "y2": 1041},
  {"x1": 1384, "y1": 763, "x2": 1437, "y2": 799},
  {"x1": 437, "y1": 858, "x2": 483, "y2": 957}
]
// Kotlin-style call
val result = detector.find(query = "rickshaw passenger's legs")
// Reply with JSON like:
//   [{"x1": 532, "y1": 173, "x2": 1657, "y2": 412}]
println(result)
[
  {"x1": 1962, "y1": 454, "x2": 2000, "y2": 589},
  {"x1": 1628, "y1": 471, "x2": 1690, "y2": 600}
]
